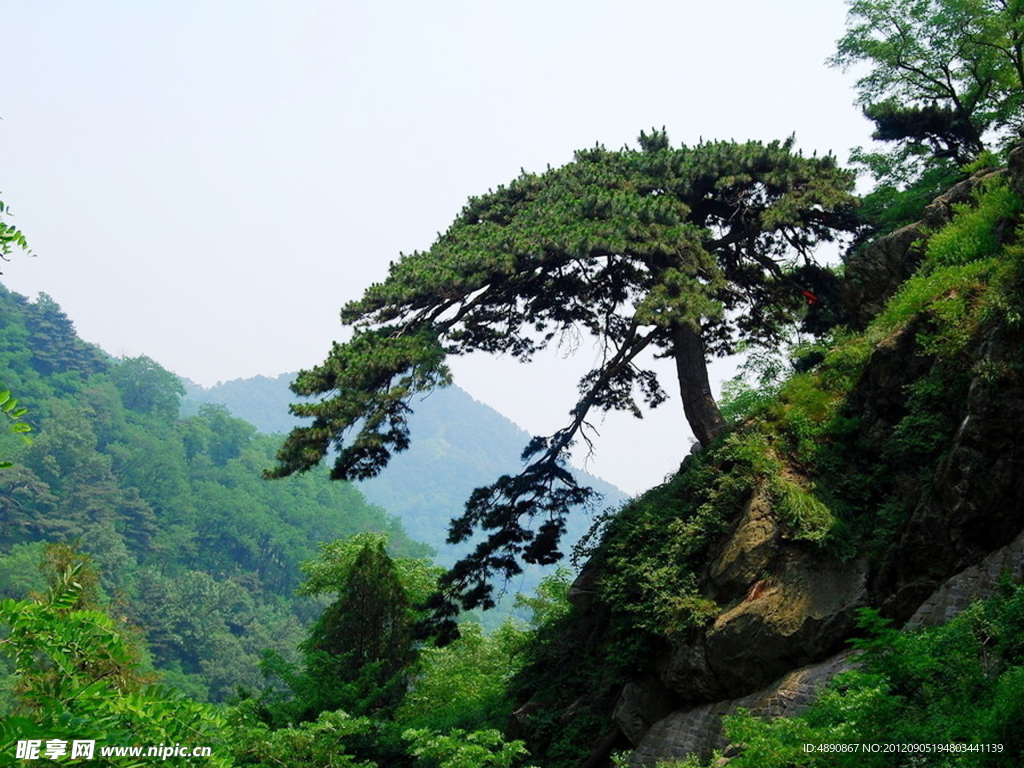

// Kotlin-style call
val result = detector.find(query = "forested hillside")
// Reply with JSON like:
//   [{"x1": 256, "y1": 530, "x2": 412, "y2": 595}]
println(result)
[{"x1": 0, "y1": 285, "x2": 429, "y2": 703}]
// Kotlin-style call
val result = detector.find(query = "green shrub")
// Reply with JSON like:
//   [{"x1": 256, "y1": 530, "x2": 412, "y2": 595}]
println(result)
[
  {"x1": 884, "y1": 369, "x2": 969, "y2": 470},
  {"x1": 598, "y1": 431, "x2": 774, "y2": 638},
  {"x1": 724, "y1": 586, "x2": 1024, "y2": 768},
  {"x1": 865, "y1": 178, "x2": 1023, "y2": 360},
  {"x1": 874, "y1": 258, "x2": 995, "y2": 344},
  {"x1": 403, "y1": 727, "x2": 535, "y2": 768},
  {"x1": 984, "y1": 236, "x2": 1024, "y2": 331},
  {"x1": 0, "y1": 566, "x2": 231, "y2": 767}
]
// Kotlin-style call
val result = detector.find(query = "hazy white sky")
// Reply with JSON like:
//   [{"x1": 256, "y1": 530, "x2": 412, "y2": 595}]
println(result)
[{"x1": 1, "y1": 1, "x2": 872, "y2": 494}]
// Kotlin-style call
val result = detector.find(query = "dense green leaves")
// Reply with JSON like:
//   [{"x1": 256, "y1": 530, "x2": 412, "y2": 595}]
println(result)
[
  {"x1": 0, "y1": 380, "x2": 31, "y2": 469},
  {"x1": 0, "y1": 285, "x2": 429, "y2": 703},
  {"x1": 396, "y1": 621, "x2": 526, "y2": 733},
  {"x1": 257, "y1": 535, "x2": 436, "y2": 724},
  {"x1": 403, "y1": 728, "x2": 534, "y2": 768},
  {"x1": 109, "y1": 355, "x2": 186, "y2": 420},
  {"x1": 0, "y1": 565, "x2": 231, "y2": 768},
  {"x1": 298, "y1": 533, "x2": 442, "y2": 610},
  {"x1": 831, "y1": 0, "x2": 1024, "y2": 181},
  {"x1": 228, "y1": 706, "x2": 376, "y2": 768},
  {"x1": 270, "y1": 329, "x2": 451, "y2": 481},
  {"x1": 304, "y1": 541, "x2": 414, "y2": 715}
]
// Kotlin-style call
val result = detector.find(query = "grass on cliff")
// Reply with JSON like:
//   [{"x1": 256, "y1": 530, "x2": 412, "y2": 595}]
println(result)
[{"x1": 595, "y1": 430, "x2": 774, "y2": 638}]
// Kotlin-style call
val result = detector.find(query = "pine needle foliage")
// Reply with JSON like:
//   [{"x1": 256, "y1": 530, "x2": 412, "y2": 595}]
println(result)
[{"x1": 270, "y1": 133, "x2": 855, "y2": 627}]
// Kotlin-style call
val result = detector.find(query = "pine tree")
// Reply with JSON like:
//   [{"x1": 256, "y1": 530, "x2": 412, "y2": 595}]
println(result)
[
  {"x1": 293, "y1": 539, "x2": 415, "y2": 719},
  {"x1": 270, "y1": 132, "x2": 856, "y2": 623}
]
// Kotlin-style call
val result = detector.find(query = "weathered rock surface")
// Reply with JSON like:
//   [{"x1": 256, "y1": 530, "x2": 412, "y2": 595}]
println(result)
[
  {"x1": 631, "y1": 651, "x2": 855, "y2": 765},
  {"x1": 639, "y1": 479, "x2": 868, "y2": 707},
  {"x1": 843, "y1": 224, "x2": 928, "y2": 329},
  {"x1": 702, "y1": 554, "x2": 867, "y2": 697},
  {"x1": 658, "y1": 551, "x2": 867, "y2": 704},
  {"x1": 848, "y1": 322, "x2": 933, "y2": 442},
  {"x1": 617, "y1": 231, "x2": 1024, "y2": 762},
  {"x1": 886, "y1": 325, "x2": 1024, "y2": 621},
  {"x1": 612, "y1": 677, "x2": 675, "y2": 746},
  {"x1": 906, "y1": 526, "x2": 1024, "y2": 629},
  {"x1": 616, "y1": 315, "x2": 1024, "y2": 759},
  {"x1": 658, "y1": 635, "x2": 727, "y2": 704},
  {"x1": 706, "y1": 491, "x2": 778, "y2": 600},
  {"x1": 568, "y1": 552, "x2": 604, "y2": 610}
]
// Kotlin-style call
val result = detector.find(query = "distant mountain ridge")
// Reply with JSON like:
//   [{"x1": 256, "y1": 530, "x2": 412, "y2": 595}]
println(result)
[{"x1": 182, "y1": 374, "x2": 629, "y2": 565}]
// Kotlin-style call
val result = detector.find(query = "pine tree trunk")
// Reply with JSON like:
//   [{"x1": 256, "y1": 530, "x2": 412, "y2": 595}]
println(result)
[{"x1": 671, "y1": 321, "x2": 727, "y2": 447}]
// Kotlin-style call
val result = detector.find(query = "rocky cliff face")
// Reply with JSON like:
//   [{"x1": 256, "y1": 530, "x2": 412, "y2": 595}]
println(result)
[
  {"x1": 628, "y1": 525, "x2": 1024, "y2": 763},
  {"x1": 619, "y1": 316, "x2": 1024, "y2": 763},
  {"x1": 517, "y1": 144, "x2": 1024, "y2": 767}
]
